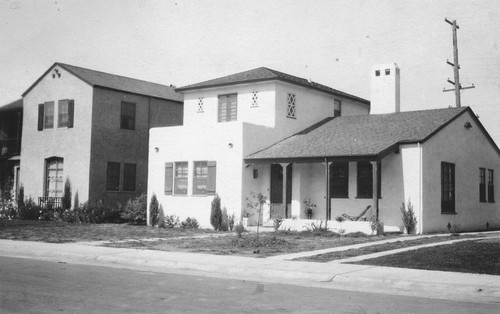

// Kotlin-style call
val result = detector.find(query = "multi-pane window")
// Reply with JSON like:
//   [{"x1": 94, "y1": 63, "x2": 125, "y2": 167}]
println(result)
[
  {"x1": 488, "y1": 169, "x2": 494, "y2": 203},
  {"x1": 357, "y1": 161, "x2": 381, "y2": 198},
  {"x1": 193, "y1": 161, "x2": 208, "y2": 195},
  {"x1": 330, "y1": 162, "x2": 348, "y2": 198},
  {"x1": 197, "y1": 98, "x2": 204, "y2": 113},
  {"x1": 334, "y1": 100, "x2": 341, "y2": 117},
  {"x1": 251, "y1": 91, "x2": 259, "y2": 107},
  {"x1": 286, "y1": 93, "x2": 296, "y2": 118},
  {"x1": 44, "y1": 101, "x2": 54, "y2": 129},
  {"x1": 174, "y1": 162, "x2": 188, "y2": 195},
  {"x1": 123, "y1": 163, "x2": 136, "y2": 192},
  {"x1": 58, "y1": 99, "x2": 69, "y2": 128},
  {"x1": 480, "y1": 168, "x2": 486, "y2": 202},
  {"x1": 106, "y1": 162, "x2": 120, "y2": 191},
  {"x1": 45, "y1": 157, "x2": 63, "y2": 197},
  {"x1": 218, "y1": 94, "x2": 237, "y2": 122},
  {"x1": 120, "y1": 101, "x2": 136, "y2": 130},
  {"x1": 441, "y1": 162, "x2": 455, "y2": 213}
]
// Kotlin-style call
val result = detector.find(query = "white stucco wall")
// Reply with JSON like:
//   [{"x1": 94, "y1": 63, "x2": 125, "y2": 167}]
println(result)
[
  {"x1": 421, "y1": 110, "x2": 500, "y2": 233},
  {"x1": 20, "y1": 65, "x2": 93, "y2": 204}
]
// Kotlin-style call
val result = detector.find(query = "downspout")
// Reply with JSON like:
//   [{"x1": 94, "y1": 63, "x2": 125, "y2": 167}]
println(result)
[
  {"x1": 418, "y1": 143, "x2": 424, "y2": 234},
  {"x1": 325, "y1": 158, "x2": 330, "y2": 221}
]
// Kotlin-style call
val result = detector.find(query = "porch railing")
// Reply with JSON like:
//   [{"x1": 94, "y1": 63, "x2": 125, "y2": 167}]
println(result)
[{"x1": 38, "y1": 197, "x2": 63, "y2": 209}]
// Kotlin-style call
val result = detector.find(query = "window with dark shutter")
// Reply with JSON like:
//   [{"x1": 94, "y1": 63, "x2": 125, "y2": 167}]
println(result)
[
  {"x1": 106, "y1": 162, "x2": 120, "y2": 191},
  {"x1": 441, "y1": 162, "x2": 455, "y2": 213},
  {"x1": 174, "y1": 162, "x2": 188, "y2": 195},
  {"x1": 193, "y1": 161, "x2": 208, "y2": 195},
  {"x1": 488, "y1": 169, "x2": 495, "y2": 203},
  {"x1": 123, "y1": 163, "x2": 136, "y2": 192},
  {"x1": 330, "y1": 162, "x2": 348, "y2": 198},
  {"x1": 38, "y1": 104, "x2": 44, "y2": 131},
  {"x1": 164, "y1": 162, "x2": 173, "y2": 195},
  {"x1": 207, "y1": 161, "x2": 217, "y2": 195},
  {"x1": 58, "y1": 99, "x2": 69, "y2": 128},
  {"x1": 480, "y1": 168, "x2": 486, "y2": 202},
  {"x1": 44, "y1": 101, "x2": 54, "y2": 129},
  {"x1": 68, "y1": 99, "x2": 74, "y2": 128}
]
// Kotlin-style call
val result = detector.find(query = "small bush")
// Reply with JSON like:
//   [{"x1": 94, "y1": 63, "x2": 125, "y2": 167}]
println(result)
[
  {"x1": 181, "y1": 217, "x2": 199, "y2": 229},
  {"x1": 228, "y1": 213, "x2": 235, "y2": 231},
  {"x1": 164, "y1": 214, "x2": 180, "y2": 228},
  {"x1": 401, "y1": 201, "x2": 417, "y2": 234},
  {"x1": 17, "y1": 185, "x2": 24, "y2": 209},
  {"x1": 0, "y1": 198, "x2": 17, "y2": 219},
  {"x1": 62, "y1": 178, "x2": 72, "y2": 211},
  {"x1": 120, "y1": 194, "x2": 147, "y2": 225},
  {"x1": 61, "y1": 209, "x2": 79, "y2": 223},
  {"x1": 149, "y1": 194, "x2": 160, "y2": 226},
  {"x1": 157, "y1": 205, "x2": 165, "y2": 228},
  {"x1": 18, "y1": 197, "x2": 40, "y2": 220},
  {"x1": 73, "y1": 191, "x2": 80, "y2": 209},
  {"x1": 369, "y1": 216, "x2": 384, "y2": 235},
  {"x1": 273, "y1": 216, "x2": 283, "y2": 232},
  {"x1": 234, "y1": 222, "x2": 246, "y2": 238},
  {"x1": 210, "y1": 194, "x2": 223, "y2": 231},
  {"x1": 39, "y1": 200, "x2": 58, "y2": 221}
]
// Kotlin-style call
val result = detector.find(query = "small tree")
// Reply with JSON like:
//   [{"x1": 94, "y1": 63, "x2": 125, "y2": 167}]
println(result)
[
  {"x1": 17, "y1": 185, "x2": 24, "y2": 209},
  {"x1": 401, "y1": 201, "x2": 417, "y2": 234},
  {"x1": 210, "y1": 194, "x2": 223, "y2": 231},
  {"x1": 62, "y1": 178, "x2": 72, "y2": 211},
  {"x1": 149, "y1": 193, "x2": 159, "y2": 226},
  {"x1": 73, "y1": 191, "x2": 80, "y2": 209},
  {"x1": 246, "y1": 192, "x2": 267, "y2": 239}
]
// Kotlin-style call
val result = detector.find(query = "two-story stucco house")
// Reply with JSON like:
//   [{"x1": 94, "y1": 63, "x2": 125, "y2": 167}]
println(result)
[
  {"x1": 20, "y1": 63, "x2": 183, "y2": 207},
  {"x1": 149, "y1": 64, "x2": 500, "y2": 234}
]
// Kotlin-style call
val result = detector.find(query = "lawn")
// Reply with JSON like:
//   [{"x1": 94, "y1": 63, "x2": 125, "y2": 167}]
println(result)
[
  {"x1": 351, "y1": 239, "x2": 500, "y2": 275},
  {"x1": 293, "y1": 235, "x2": 473, "y2": 262},
  {"x1": 0, "y1": 219, "x2": 397, "y2": 257}
]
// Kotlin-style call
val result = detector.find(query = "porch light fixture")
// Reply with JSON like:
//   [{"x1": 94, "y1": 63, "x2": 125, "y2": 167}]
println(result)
[
  {"x1": 155, "y1": 147, "x2": 159, "y2": 152},
  {"x1": 228, "y1": 143, "x2": 233, "y2": 148},
  {"x1": 464, "y1": 122, "x2": 472, "y2": 129}
]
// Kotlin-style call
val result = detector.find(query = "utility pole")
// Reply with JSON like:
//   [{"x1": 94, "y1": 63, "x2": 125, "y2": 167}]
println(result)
[{"x1": 443, "y1": 18, "x2": 474, "y2": 107}]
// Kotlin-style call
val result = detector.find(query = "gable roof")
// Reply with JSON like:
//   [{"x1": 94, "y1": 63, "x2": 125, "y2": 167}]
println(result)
[
  {"x1": 245, "y1": 107, "x2": 499, "y2": 163},
  {"x1": 176, "y1": 67, "x2": 370, "y2": 105},
  {"x1": 0, "y1": 98, "x2": 22, "y2": 112},
  {"x1": 22, "y1": 63, "x2": 183, "y2": 102}
]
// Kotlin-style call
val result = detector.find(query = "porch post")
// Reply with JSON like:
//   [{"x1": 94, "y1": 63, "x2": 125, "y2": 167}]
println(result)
[
  {"x1": 325, "y1": 159, "x2": 331, "y2": 220},
  {"x1": 371, "y1": 161, "x2": 379, "y2": 219},
  {"x1": 280, "y1": 163, "x2": 288, "y2": 218}
]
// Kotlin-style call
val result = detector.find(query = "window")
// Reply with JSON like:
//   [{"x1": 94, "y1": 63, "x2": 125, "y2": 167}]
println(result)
[
  {"x1": 488, "y1": 169, "x2": 494, "y2": 203},
  {"x1": 106, "y1": 162, "x2": 120, "y2": 191},
  {"x1": 480, "y1": 168, "x2": 486, "y2": 202},
  {"x1": 334, "y1": 100, "x2": 341, "y2": 117},
  {"x1": 286, "y1": 93, "x2": 296, "y2": 118},
  {"x1": 58, "y1": 100, "x2": 69, "y2": 127},
  {"x1": 375, "y1": 70, "x2": 380, "y2": 77},
  {"x1": 44, "y1": 101, "x2": 54, "y2": 129},
  {"x1": 174, "y1": 162, "x2": 188, "y2": 195},
  {"x1": 330, "y1": 162, "x2": 348, "y2": 198},
  {"x1": 121, "y1": 101, "x2": 136, "y2": 130},
  {"x1": 197, "y1": 98, "x2": 204, "y2": 113},
  {"x1": 385, "y1": 68, "x2": 391, "y2": 75},
  {"x1": 251, "y1": 91, "x2": 259, "y2": 107},
  {"x1": 123, "y1": 163, "x2": 136, "y2": 192},
  {"x1": 357, "y1": 161, "x2": 381, "y2": 198},
  {"x1": 441, "y1": 162, "x2": 455, "y2": 213},
  {"x1": 218, "y1": 94, "x2": 237, "y2": 122},
  {"x1": 45, "y1": 157, "x2": 63, "y2": 197},
  {"x1": 193, "y1": 161, "x2": 208, "y2": 195}
]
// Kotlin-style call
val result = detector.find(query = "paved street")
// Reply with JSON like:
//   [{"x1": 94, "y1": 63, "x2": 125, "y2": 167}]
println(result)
[{"x1": 1, "y1": 256, "x2": 499, "y2": 313}]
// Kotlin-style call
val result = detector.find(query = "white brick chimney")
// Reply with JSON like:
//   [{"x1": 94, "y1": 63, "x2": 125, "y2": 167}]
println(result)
[{"x1": 370, "y1": 63, "x2": 400, "y2": 114}]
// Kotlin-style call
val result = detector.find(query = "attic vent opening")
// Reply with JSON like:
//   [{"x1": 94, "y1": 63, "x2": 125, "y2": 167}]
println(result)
[
  {"x1": 385, "y1": 69, "x2": 391, "y2": 75},
  {"x1": 251, "y1": 91, "x2": 258, "y2": 107},
  {"x1": 197, "y1": 98, "x2": 204, "y2": 113},
  {"x1": 375, "y1": 70, "x2": 381, "y2": 77},
  {"x1": 287, "y1": 93, "x2": 296, "y2": 118}
]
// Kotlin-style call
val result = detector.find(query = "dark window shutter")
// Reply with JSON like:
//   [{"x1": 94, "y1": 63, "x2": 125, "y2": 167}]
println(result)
[
  {"x1": 207, "y1": 161, "x2": 217, "y2": 194},
  {"x1": 68, "y1": 99, "x2": 74, "y2": 128},
  {"x1": 38, "y1": 104, "x2": 44, "y2": 131},
  {"x1": 164, "y1": 162, "x2": 173, "y2": 195}
]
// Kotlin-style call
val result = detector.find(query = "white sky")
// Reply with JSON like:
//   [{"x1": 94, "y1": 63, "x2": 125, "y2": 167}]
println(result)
[{"x1": 1, "y1": 0, "x2": 499, "y2": 143}]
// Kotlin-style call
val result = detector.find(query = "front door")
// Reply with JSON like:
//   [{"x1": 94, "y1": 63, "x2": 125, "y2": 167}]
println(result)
[{"x1": 270, "y1": 164, "x2": 283, "y2": 204}]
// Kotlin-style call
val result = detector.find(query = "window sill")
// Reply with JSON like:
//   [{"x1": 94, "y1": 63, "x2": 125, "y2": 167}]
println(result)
[
  {"x1": 105, "y1": 190, "x2": 135, "y2": 193},
  {"x1": 355, "y1": 196, "x2": 382, "y2": 199},
  {"x1": 331, "y1": 196, "x2": 349, "y2": 199},
  {"x1": 441, "y1": 212, "x2": 457, "y2": 215},
  {"x1": 286, "y1": 116, "x2": 296, "y2": 119}
]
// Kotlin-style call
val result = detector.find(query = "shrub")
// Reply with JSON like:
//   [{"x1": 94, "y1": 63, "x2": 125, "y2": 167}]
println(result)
[
  {"x1": 61, "y1": 209, "x2": 79, "y2": 223},
  {"x1": 234, "y1": 222, "x2": 246, "y2": 238},
  {"x1": 120, "y1": 194, "x2": 147, "y2": 225},
  {"x1": 0, "y1": 198, "x2": 17, "y2": 219},
  {"x1": 18, "y1": 197, "x2": 40, "y2": 220},
  {"x1": 228, "y1": 213, "x2": 235, "y2": 231},
  {"x1": 149, "y1": 194, "x2": 160, "y2": 226},
  {"x1": 273, "y1": 216, "x2": 283, "y2": 232},
  {"x1": 210, "y1": 194, "x2": 223, "y2": 231},
  {"x1": 369, "y1": 215, "x2": 384, "y2": 235},
  {"x1": 17, "y1": 185, "x2": 24, "y2": 209},
  {"x1": 157, "y1": 205, "x2": 165, "y2": 228},
  {"x1": 73, "y1": 191, "x2": 80, "y2": 209},
  {"x1": 401, "y1": 201, "x2": 417, "y2": 234},
  {"x1": 39, "y1": 200, "x2": 58, "y2": 221},
  {"x1": 181, "y1": 217, "x2": 199, "y2": 229},
  {"x1": 164, "y1": 214, "x2": 180, "y2": 228},
  {"x1": 62, "y1": 178, "x2": 72, "y2": 211}
]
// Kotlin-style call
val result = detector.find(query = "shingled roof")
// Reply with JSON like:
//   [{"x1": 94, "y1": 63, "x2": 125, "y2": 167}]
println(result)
[
  {"x1": 176, "y1": 67, "x2": 370, "y2": 105},
  {"x1": 245, "y1": 107, "x2": 496, "y2": 163},
  {"x1": 22, "y1": 63, "x2": 182, "y2": 102}
]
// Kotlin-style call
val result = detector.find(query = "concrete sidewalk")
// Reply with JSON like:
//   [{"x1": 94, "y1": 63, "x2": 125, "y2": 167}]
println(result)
[{"x1": 0, "y1": 238, "x2": 499, "y2": 304}]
